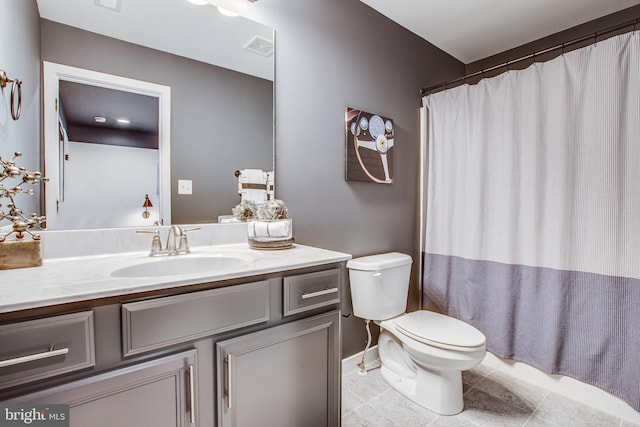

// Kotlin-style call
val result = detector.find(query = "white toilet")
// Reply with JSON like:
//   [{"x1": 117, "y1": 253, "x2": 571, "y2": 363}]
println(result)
[{"x1": 347, "y1": 252, "x2": 486, "y2": 415}]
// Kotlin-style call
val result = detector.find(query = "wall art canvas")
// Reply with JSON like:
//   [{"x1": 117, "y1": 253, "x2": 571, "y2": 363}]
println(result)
[{"x1": 345, "y1": 107, "x2": 394, "y2": 184}]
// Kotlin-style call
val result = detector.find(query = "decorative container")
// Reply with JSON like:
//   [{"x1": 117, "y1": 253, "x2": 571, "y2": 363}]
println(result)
[
  {"x1": 0, "y1": 240, "x2": 42, "y2": 270},
  {"x1": 247, "y1": 218, "x2": 293, "y2": 249}
]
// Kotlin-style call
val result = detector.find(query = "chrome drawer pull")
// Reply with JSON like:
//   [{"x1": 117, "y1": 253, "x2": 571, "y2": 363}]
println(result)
[
  {"x1": 0, "y1": 346, "x2": 69, "y2": 368},
  {"x1": 301, "y1": 288, "x2": 338, "y2": 300}
]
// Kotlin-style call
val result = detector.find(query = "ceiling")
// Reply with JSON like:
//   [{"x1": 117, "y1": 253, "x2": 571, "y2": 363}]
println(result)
[
  {"x1": 36, "y1": 0, "x2": 274, "y2": 80},
  {"x1": 37, "y1": 0, "x2": 640, "y2": 73},
  {"x1": 360, "y1": 0, "x2": 640, "y2": 64},
  {"x1": 59, "y1": 82, "x2": 158, "y2": 134},
  {"x1": 58, "y1": 81, "x2": 159, "y2": 149}
]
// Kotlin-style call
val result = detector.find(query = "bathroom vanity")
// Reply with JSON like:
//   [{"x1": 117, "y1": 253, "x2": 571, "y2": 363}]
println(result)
[{"x1": 0, "y1": 225, "x2": 350, "y2": 427}]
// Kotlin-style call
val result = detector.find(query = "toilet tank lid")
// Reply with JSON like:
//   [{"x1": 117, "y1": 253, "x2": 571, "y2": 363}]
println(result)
[{"x1": 347, "y1": 252, "x2": 412, "y2": 271}]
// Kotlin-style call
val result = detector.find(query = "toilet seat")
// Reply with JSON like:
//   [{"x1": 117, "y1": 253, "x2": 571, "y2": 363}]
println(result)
[{"x1": 393, "y1": 311, "x2": 485, "y2": 352}]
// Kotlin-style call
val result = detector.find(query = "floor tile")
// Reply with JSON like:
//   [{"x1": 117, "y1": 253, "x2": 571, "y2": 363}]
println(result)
[
  {"x1": 341, "y1": 360, "x2": 633, "y2": 427},
  {"x1": 343, "y1": 387, "x2": 366, "y2": 417},
  {"x1": 369, "y1": 388, "x2": 438, "y2": 426},
  {"x1": 459, "y1": 387, "x2": 533, "y2": 427},
  {"x1": 342, "y1": 403, "x2": 396, "y2": 427},
  {"x1": 463, "y1": 368, "x2": 490, "y2": 393},
  {"x1": 342, "y1": 368, "x2": 390, "y2": 402},
  {"x1": 522, "y1": 414, "x2": 562, "y2": 427},
  {"x1": 533, "y1": 393, "x2": 621, "y2": 427},
  {"x1": 427, "y1": 415, "x2": 480, "y2": 426},
  {"x1": 472, "y1": 362, "x2": 495, "y2": 378},
  {"x1": 474, "y1": 370, "x2": 548, "y2": 412}
]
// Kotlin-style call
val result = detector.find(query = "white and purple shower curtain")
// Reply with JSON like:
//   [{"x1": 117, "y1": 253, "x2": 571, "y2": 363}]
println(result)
[{"x1": 422, "y1": 31, "x2": 640, "y2": 410}]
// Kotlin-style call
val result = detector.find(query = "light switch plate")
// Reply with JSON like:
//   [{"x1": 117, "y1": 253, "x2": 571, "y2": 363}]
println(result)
[{"x1": 178, "y1": 179, "x2": 192, "y2": 195}]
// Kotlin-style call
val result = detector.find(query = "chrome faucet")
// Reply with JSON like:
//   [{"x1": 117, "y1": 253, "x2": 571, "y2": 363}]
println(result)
[
  {"x1": 166, "y1": 225, "x2": 186, "y2": 255},
  {"x1": 137, "y1": 225, "x2": 200, "y2": 256}
]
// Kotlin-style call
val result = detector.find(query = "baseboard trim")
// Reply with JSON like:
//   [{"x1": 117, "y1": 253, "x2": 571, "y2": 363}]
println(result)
[{"x1": 342, "y1": 345, "x2": 379, "y2": 374}]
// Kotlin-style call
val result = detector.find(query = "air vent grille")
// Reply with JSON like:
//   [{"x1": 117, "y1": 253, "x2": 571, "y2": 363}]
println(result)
[
  {"x1": 94, "y1": 0, "x2": 122, "y2": 12},
  {"x1": 243, "y1": 36, "x2": 274, "y2": 57}
]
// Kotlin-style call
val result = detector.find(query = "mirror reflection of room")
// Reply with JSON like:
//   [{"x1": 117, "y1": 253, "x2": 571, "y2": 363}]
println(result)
[{"x1": 55, "y1": 81, "x2": 161, "y2": 229}]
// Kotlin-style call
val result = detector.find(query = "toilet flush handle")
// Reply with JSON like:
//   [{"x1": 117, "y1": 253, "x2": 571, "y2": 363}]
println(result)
[{"x1": 373, "y1": 272, "x2": 382, "y2": 277}]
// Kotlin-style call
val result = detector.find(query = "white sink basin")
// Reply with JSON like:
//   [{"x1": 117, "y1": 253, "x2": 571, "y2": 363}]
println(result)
[{"x1": 110, "y1": 253, "x2": 253, "y2": 278}]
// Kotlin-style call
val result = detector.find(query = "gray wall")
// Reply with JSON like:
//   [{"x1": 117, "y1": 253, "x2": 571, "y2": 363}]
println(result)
[
  {"x1": 21, "y1": 0, "x2": 464, "y2": 358},
  {"x1": 0, "y1": 0, "x2": 41, "y2": 217},
  {"x1": 22, "y1": 0, "x2": 640, "y2": 360},
  {"x1": 235, "y1": 0, "x2": 464, "y2": 356},
  {"x1": 41, "y1": 19, "x2": 274, "y2": 224}
]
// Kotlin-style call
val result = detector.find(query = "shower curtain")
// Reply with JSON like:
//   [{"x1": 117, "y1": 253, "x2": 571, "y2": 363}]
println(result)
[{"x1": 422, "y1": 31, "x2": 640, "y2": 410}]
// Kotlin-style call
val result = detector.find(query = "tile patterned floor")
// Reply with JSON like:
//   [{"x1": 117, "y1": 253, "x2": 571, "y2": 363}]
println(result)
[{"x1": 342, "y1": 362, "x2": 639, "y2": 427}]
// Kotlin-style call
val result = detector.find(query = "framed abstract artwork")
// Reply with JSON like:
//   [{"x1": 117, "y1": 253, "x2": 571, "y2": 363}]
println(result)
[{"x1": 345, "y1": 107, "x2": 394, "y2": 184}]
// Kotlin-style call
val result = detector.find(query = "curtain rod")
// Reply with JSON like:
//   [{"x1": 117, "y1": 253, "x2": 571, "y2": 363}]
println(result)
[{"x1": 420, "y1": 17, "x2": 639, "y2": 97}]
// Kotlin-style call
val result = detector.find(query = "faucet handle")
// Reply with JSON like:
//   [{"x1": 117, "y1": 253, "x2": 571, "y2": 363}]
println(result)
[
  {"x1": 179, "y1": 234, "x2": 191, "y2": 254},
  {"x1": 136, "y1": 229, "x2": 160, "y2": 234},
  {"x1": 136, "y1": 229, "x2": 163, "y2": 256},
  {"x1": 181, "y1": 227, "x2": 201, "y2": 233},
  {"x1": 177, "y1": 227, "x2": 200, "y2": 254}
]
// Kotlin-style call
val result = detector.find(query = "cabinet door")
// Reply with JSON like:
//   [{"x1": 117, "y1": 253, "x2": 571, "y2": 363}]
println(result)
[
  {"x1": 8, "y1": 350, "x2": 197, "y2": 427},
  {"x1": 217, "y1": 310, "x2": 340, "y2": 427}
]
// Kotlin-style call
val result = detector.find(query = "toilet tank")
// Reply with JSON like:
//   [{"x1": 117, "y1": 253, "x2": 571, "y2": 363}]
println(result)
[{"x1": 346, "y1": 252, "x2": 412, "y2": 321}]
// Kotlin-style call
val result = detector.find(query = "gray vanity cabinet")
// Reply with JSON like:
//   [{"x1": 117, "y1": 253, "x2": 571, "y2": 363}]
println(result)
[
  {"x1": 217, "y1": 312, "x2": 341, "y2": 427},
  {"x1": 8, "y1": 349, "x2": 197, "y2": 427},
  {"x1": 1, "y1": 262, "x2": 345, "y2": 427}
]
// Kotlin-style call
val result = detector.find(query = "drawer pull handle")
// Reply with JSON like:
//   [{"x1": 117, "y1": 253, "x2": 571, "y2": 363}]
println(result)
[
  {"x1": 187, "y1": 364, "x2": 196, "y2": 424},
  {"x1": 0, "y1": 346, "x2": 69, "y2": 368},
  {"x1": 301, "y1": 288, "x2": 338, "y2": 300}
]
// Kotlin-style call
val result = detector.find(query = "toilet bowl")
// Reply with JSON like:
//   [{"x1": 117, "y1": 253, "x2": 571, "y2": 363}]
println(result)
[
  {"x1": 377, "y1": 311, "x2": 486, "y2": 415},
  {"x1": 346, "y1": 252, "x2": 486, "y2": 415}
]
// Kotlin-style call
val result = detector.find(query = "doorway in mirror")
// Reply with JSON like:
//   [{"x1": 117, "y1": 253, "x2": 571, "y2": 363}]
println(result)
[{"x1": 42, "y1": 62, "x2": 171, "y2": 230}]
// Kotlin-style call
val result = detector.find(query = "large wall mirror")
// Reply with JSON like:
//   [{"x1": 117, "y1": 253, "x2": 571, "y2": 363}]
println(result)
[{"x1": 36, "y1": 0, "x2": 275, "y2": 230}]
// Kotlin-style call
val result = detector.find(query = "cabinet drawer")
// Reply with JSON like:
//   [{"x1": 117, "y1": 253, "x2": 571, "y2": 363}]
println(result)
[
  {"x1": 0, "y1": 311, "x2": 95, "y2": 390},
  {"x1": 283, "y1": 269, "x2": 341, "y2": 316},
  {"x1": 122, "y1": 281, "x2": 270, "y2": 357}
]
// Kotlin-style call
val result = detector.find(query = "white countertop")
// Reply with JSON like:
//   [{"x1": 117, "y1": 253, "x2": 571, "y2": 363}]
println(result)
[{"x1": 0, "y1": 243, "x2": 351, "y2": 314}]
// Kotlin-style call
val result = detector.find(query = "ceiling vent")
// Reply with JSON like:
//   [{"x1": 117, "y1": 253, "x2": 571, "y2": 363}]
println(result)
[
  {"x1": 94, "y1": 0, "x2": 123, "y2": 12},
  {"x1": 243, "y1": 35, "x2": 274, "y2": 57}
]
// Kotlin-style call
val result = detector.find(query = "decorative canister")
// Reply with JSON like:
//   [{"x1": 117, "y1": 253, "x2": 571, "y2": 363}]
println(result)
[{"x1": 247, "y1": 218, "x2": 294, "y2": 249}]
